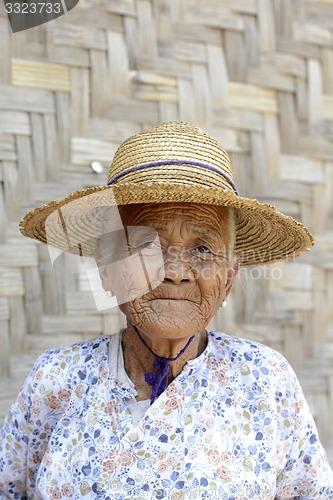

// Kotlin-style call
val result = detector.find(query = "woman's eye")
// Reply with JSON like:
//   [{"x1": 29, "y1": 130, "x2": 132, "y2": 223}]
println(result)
[
  {"x1": 143, "y1": 241, "x2": 158, "y2": 249},
  {"x1": 135, "y1": 240, "x2": 161, "y2": 251},
  {"x1": 197, "y1": 245, "x2": 211, "y2": 254},
  {"x1": 129, "y1": 239, "x2": 160, "y2": 251}
]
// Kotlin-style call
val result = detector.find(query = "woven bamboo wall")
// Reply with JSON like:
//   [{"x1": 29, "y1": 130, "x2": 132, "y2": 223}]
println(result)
[{"x1": 0, "y1": 0, "x2": 333, "y2": 464}]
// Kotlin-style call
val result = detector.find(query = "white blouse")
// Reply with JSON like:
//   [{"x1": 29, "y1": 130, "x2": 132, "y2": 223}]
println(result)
[{"x1": 0, "y1": 331, "x2": 333, "y2": 499}]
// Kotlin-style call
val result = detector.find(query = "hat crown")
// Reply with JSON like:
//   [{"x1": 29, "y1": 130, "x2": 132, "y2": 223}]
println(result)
[{"x1": 107, "y1": 121, "x2": 236, "y2": 194}]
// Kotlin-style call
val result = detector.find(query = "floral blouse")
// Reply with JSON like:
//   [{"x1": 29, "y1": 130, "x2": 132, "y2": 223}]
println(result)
[{"x1": 0, "y1": 331, "x2": 333, "y2": 499}]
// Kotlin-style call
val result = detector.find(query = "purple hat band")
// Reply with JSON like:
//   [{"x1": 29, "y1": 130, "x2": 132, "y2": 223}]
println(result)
[{"x1": 107, "y1": 159, "x2": 239, "y2": 196}]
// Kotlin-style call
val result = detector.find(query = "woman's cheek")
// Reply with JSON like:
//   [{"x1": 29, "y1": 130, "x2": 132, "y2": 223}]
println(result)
[
  {"x1": 194, "y1": 263, "x2": 225, "y2": 306},
  {"x1": 196, "y1": 260, "x2": 226, "y2": 286},
  {"x1": 110, "y1": 253, "x2": 163, "y2": 304}
]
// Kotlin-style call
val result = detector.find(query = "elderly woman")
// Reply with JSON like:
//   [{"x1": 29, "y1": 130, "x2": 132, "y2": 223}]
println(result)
[{"x1": 1, "y1": 122, "x2": 332, "y2": 499}]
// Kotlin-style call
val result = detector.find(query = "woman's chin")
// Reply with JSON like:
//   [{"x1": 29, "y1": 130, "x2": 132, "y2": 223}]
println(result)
[
  {"x1": 120, "y1": 297, "x2": 208, "y2": 337},
  {"x1": 140, "y1": 312, "x2": 204, "y2": 339}
]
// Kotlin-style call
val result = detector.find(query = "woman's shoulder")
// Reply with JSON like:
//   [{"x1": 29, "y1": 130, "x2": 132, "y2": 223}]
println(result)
[
  {"x1": 207, "y1": 330, "x2": 295, "y2": 378},
  {"x1": 208, "y1": 330, "x2": 284, "y2": 355},
  {"x1": 25, "y1": 334, "x2": 116, "y2": 394},
  {"x1": 33, "y1": 334, "x2": 111, "y2": 370}
]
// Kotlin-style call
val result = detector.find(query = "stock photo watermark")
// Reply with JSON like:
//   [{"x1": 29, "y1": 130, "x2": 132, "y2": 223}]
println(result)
[{"x1": 3, "y1": 0, "x2": 80, "y2": 32}]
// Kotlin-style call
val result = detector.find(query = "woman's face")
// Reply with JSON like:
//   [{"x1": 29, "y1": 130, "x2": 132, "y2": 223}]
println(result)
[{"x1": 96, "y1": 203, "x2": 238, "y2": 340}]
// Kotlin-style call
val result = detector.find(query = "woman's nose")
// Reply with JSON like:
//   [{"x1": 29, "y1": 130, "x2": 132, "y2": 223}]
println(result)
[{"x1": 159, "y1": 247, "x2": 195, "y2": 284}]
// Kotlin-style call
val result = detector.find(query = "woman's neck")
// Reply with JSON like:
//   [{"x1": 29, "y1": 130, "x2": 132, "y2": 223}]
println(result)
[{"x1": 121, "y1": 324, "x2": 208, "y2": 400}]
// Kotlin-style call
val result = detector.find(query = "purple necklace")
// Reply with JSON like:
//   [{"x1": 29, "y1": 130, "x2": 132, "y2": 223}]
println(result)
[{"x1": 132, "y1": 325, "x2": 195, "y2": 404}]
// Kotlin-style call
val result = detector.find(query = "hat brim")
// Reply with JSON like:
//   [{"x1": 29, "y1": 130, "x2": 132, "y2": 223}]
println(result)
[{"x1": 20, "y1": 183, "x2": 314, "y2": 267}]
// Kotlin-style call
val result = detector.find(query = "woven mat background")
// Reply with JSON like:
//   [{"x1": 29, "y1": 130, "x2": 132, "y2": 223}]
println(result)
[{"x1": 0, "y1": 0, "x2": 333, "y2": 464}]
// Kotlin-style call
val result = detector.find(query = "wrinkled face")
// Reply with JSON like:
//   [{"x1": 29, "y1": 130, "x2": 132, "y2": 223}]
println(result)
[{"x1": 95, "y1": 203, "x2": 238, "y2": 340}]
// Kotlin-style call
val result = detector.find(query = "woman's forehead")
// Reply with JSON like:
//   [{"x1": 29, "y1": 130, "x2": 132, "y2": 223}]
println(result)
[
  {"x1": 117, "y1": 203, "x2": 231, "y2": 245},
  {"x1": 119, "y1": 203, "x2": 229, "y2": 228}
]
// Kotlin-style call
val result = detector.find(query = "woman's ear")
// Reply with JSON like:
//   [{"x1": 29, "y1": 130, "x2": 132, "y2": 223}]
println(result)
[
  {"x1": 225, "y1": 257, "x2": 240, "y2": 299},
  {"x1": 94, "y1": 240, "x2": 112, "y2": 292}
]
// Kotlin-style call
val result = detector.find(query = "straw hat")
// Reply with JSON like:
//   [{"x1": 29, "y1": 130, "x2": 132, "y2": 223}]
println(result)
[{"x1": 20, "y1": 121, "x2": 313, "y2": 266}]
